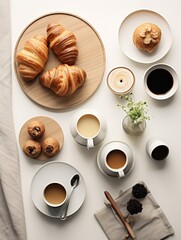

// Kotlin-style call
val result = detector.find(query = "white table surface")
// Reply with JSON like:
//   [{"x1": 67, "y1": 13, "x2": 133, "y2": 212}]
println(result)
[{"x1": 11, "y1": 0, "x2": 181, "y2": 239}]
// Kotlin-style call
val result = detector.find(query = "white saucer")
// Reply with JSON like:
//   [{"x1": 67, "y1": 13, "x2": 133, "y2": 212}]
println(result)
[
  {"x1": 97, "y1": 141, "x2": 135, "y2": 178},
  {"x1": 118, "y1": 9, "x2": 172, "y2": 64},
  {"x1": 30, "y1": 161, "x2": 86, "y2": 218}
]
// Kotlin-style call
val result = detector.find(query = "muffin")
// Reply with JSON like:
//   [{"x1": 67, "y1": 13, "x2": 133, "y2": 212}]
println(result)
[
  {"x1": 27, "y1": 120, "x2": 45, "y2": 139},
  {"x1": 42, "y1": 137, "x2": 60, "y2": 157},
  {"x1": 132, "y1": 23, "x2": 161, "y2": 53},
  {"x1": 23, "y1": 140, "x2": 41, "y2": 158}
]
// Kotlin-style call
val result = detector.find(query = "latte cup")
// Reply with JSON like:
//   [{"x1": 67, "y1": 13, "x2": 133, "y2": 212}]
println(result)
[
  {"x1": 43, "y1": 182, "x2": 67, "y2": 208},
  {"x1": 146, "y1": 137, "x2": 169, "y2": 161},
  {"x1": 70, "y1": 109, "x2": 107, "y2": 149},
  {"x1": 97, "y1": 141, "x2": 134, "y2": 178}
]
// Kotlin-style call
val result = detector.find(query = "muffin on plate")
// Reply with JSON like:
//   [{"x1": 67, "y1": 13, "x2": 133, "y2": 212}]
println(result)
[
  {"x1": 132, "y1": 23, "x2": 161, "y2": 53},
  {"x1": 23, "y1": 140, "x2": 41, "y2": 159},
  {"x1": 27, "y1": 120, "x2": 45, "y2": 139},
  {"x1": 42, "y1": 137, "x2": 60, "y2": 157}
]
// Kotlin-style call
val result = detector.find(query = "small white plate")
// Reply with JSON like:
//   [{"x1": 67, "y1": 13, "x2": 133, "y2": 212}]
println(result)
[
  {"x1": 118, "y1": 9, "x2": 172, "y2": 64},
  {"x1": 31, "y1": 161, "x2": 86, "y2": 218}
]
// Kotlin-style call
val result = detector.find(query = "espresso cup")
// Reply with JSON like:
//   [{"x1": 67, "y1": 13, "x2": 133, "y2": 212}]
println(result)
[
  {"x1": 144, "y1": 63, "x2": 179, "y2": 100},
  {"x1": 43, "y1": 182, "x2": 67, "y2": 207},
  {"x1": 146, "y1": 137, "x2": 169, "y2": 161},
  {"x1": 70, "y1": 109, "x2": 107, "y2": 149},
  {"x1": 97, "y1": 141, "x2": 134, "y2": 178}
]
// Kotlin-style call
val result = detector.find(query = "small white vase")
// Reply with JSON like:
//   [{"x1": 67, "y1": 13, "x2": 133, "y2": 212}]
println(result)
[{"x1": 122, "y1": 115, "x2": 146, "y2": 136}]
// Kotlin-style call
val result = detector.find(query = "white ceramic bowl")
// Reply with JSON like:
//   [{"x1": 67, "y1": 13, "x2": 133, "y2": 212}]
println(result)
[{"x1": 144, "y1": 63, "x2": 179, "y2": 100}]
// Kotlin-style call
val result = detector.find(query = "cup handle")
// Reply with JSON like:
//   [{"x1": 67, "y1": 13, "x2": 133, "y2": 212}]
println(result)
[
  {"x1": 118, "y1": 170, "x2": 125, "y2": 178},
  {"x1": 87, "y1": 139, "x2": 94, "y2": 149}
]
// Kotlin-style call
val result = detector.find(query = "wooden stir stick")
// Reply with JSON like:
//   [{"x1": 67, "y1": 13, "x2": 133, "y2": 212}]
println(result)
[{"x1": 104, "y1": 191, "x2": 136, "y2": 239}]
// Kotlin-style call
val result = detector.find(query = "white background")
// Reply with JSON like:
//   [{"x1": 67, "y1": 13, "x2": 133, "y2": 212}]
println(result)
[{"x1": 11, "y1": 0, "x2": 181, "y2": 239}]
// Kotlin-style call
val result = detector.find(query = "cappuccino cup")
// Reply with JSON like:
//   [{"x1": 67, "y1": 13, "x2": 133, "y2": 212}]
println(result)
[
  {"x1": 43, "y1": 182, "x2": 67, "y2": 208},
  {"x1": 70, "y1": 109, "x2": 107, "y2": 149},
  {"x1": 97, "y1": 141, "x2": 134, "y2": 178},
  {"x1": 146, "y1": 137, "x2": 169, "y2": 161}
]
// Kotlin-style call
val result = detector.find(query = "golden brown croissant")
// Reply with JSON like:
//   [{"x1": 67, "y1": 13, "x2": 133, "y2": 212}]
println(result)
[
  {"x1": 16, "y1": 35, "x2": 48, "y2": 81},
  {"x1": 47, "y1": 23, "x2": 78, "y2": 65},
  {"x1": 39, "y1": 64, "x2": 86, "y2": 96}
]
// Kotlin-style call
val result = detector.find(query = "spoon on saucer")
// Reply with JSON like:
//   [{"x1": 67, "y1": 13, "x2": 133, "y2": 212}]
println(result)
[{"x1": 60, "y1": 174, "x2": 80, "y2": 220}]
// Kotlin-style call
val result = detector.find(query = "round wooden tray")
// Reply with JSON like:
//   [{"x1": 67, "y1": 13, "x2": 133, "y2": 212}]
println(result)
[
  {"x1": 14, "y1": 13, "x2": 106, "y2": 110},
  {"x1": 19, "y1": 116, "x2": 64, "y2": 160}
]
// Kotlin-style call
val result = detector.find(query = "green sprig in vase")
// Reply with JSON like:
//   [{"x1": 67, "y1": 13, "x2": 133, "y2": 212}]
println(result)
[{"x1": 119, "y1": 94, "x2": 150, "y2": 136}]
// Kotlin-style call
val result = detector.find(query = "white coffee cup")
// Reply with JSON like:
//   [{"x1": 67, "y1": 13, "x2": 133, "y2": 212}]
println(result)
[
  {"x1": 97, "y1": 141, "x2": 134, "y2": 178},
  {"x1": 107, "y1": 67, "x2": 135, "y2": 95},
  {"x1": 146, "y1": 137, "x2": 169, "y2": 160},
  {"x1": 144, "y1": 63, "x2": 179, "y2": 100},
  {"x1": 70, "y1": 109, "x2": 107, "y2": 149},
  {"x1": 43, "y1": 182, "x2": 67, "y2": 208}
]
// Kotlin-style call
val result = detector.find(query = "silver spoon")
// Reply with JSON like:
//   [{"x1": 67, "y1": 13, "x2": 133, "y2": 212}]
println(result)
[{"x1": 60, "y1": 174, "x2": 80, "y2": 220}]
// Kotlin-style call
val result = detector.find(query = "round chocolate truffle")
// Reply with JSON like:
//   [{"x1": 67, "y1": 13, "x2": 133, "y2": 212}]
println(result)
[
  {"x1": 132, "y1": 183, "x2": 148, "y2": 199},
  {"x1": 127, "y1": 199, "x2": 143, "y2": 215}
]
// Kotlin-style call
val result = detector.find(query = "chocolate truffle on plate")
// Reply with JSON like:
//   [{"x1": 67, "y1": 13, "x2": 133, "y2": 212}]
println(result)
[
  {"x1": 23, "y1": 140, "x2": 41, "y2": 158},
  {"x1": 132, "y1": 23, "x2": 161, "y2": 53},
  {"x1": 27, "y1": 120, "x2": 45, "y2": 139},
  {"x1": 42, "y1": 137, "x2": 60, "y2": 157}
]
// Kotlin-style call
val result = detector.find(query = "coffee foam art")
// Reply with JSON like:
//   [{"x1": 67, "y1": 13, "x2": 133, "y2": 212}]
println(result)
[{"x1": 107, "y1": 67, "x2": 135, "y2": 95}]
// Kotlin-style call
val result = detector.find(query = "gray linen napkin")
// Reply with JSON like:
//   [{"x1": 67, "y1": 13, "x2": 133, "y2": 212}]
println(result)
[
  {"x1": 0, "y1": 1, "x2": 27, "y2": 239},
  {"x1": 95, "y1": 182, "x2": 174, "y2": 240}
]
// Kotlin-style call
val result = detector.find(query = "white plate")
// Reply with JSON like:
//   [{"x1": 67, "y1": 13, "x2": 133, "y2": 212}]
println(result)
[
  {"x1": 30, "y1": 161, "x2": 86, "y2": 218},
  {"x1": 118, "y1": 9, "x2": 172, "y2": 64}
]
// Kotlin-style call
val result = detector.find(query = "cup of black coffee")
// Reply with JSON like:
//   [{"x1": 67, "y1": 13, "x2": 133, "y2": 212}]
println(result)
[
  {"x1": 146, "y1": 137, "x2": 169, "y2": 161},
  {"x1": 144, "y1": 63, "x2": 179, "y2": 100}
]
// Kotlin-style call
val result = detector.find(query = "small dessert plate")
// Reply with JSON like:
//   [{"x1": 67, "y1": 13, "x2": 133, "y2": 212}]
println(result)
[
  {"x1": 118, "y1": 9, "x2": 172, "y2": 64},
  {"x1": 19, "y1": 116, "x2": 64, "y2": 160},
  {"x1": 30, "y1": 161, "x2": 86, "y2": 219}
]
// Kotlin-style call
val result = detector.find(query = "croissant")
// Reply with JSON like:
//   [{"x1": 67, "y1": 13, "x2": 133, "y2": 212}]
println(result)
[
  {"x1": 16, "y1": 35, "x2": 48, "y2": 81},
  {"x1": 39, "y1": 64, "x2": 86, "y2": 96},
  {"x1": 47, "y1": 23, "x2": 78, "y2": 65}
]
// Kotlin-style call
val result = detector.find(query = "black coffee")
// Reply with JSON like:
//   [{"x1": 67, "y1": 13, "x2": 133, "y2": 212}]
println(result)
[
  {"x1": 147, "y1": 69, "x2": 173, "y2": 95},
  {"x1": 151, "y1": 145, "x2": 169, "y2": 160}
]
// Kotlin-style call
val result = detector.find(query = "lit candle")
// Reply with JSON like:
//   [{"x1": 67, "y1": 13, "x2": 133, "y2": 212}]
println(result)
[{"x1": 107, "y1": 67, "x2": 135, "y2": 95}]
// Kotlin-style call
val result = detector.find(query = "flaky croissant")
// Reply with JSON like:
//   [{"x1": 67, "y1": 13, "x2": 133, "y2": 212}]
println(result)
[
  {"x1": 47, "y1": 23, "x2": 78, "y2": 65},
  {"x1": 16, "y1": 35, "x2": 48, "y2": 81},
  {"x1": 39, "y1": 64, "x2": 86, "y2": 96}
]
